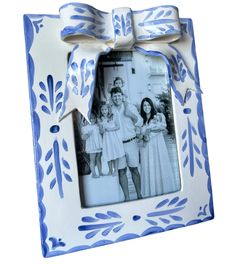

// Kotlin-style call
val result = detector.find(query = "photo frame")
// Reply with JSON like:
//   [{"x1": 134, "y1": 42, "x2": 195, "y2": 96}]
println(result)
[{"x1": 24, "y1": 3, "x2": 214, "y2": 257}]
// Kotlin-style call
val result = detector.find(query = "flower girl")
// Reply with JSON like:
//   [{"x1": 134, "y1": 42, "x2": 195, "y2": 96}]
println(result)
[
  {"x1": 98, "y1": 102, "x2": 125, "y2": 176},
  {"x1": 81, "y1": 113, "x2": 103, "y2": 178}
]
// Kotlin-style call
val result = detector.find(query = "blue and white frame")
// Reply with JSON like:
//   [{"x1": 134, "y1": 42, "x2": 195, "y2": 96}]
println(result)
[{"x1": 24, "y1": 3, "x2": 214, "y2": 258}]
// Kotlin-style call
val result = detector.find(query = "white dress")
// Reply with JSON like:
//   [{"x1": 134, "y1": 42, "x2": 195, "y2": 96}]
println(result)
[
  {"x1": 100, "y1": 116, "x2": 125, "y2": 162},
  {"x1": 81, "y1": 124, "x2": 102, "y2": 153},
  {"x1": 140, "y1": 114, "x2": 177, "y2": 197}
]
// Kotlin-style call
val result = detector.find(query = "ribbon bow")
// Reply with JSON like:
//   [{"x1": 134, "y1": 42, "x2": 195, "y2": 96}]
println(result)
[{"x1": 59, "y1": 3, "x2": 201, "y2": 122}]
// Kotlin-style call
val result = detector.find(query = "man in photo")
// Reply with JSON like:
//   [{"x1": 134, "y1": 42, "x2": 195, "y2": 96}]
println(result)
[{"x1": 110, "y1": 87, "x2": 143, "y2": 201}]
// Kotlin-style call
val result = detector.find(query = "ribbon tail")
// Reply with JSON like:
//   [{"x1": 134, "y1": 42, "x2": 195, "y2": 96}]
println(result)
[{"x1": 59, "y1": 43, "x2": 111, "y2": 122}]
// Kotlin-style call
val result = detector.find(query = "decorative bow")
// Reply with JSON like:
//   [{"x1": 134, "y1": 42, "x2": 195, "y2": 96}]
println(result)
[{"x1": 59, "y1": 3, "x2": 201, "y2": 122}]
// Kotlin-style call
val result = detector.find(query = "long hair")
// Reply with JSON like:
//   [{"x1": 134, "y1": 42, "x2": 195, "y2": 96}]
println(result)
[
  {"x1": 99, "y1": 101, "x2": 113, "y2": 121},
  {"x1": 140, "y1": 97, "x2": 157, "y2": 125}
]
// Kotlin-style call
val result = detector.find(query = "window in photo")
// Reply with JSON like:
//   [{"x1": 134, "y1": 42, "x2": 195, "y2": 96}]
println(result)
[{"x1": 73, "y1": 51, "x2": 181, "y2": 208}]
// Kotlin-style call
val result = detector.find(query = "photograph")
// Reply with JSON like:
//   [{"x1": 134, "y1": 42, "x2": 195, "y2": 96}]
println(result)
[{"x1": 73, "y1": 51, "x2": 181, "y2": 207}]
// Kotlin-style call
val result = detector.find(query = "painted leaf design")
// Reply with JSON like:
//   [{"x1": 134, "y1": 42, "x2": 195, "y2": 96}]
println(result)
[
  {"x1": 41, "y1": 105, "x2": 51, "y2": 114},
  {"x1": 144, "y1": 11, "x2": 153, "y2": 21},
  {"x1": 63, "y1": 172, "x2": 72, "y2": 182},
  {"x1": 168, "y1": 197, "x2": 179, "y2": 206},
  {"x1": 102, "y1": 227, "x2": 113, "y2": 236},
  {"x1": 39, "y1": 81, "x2": 46, "y2": 91},
  {"x1": 46, "y1": 163, "x2": 53, "y2": 175},
  {"x1": 195, "y1": 158, "x2": 203, "y2": 169},
  {"x1": 85, "y1": 70, "x2": 90, "y2": 81},
  {"x1": 55, "y1": 81, "x2": 62, "y2": 91},
  {"x1": 45, "y1": 149, "x2": 53, "y2": 161},
  {"x1": 164, "y1": 10, "x2": 172, "y2": 17},
  {"x1": 192, "y1": 126, "x2": 197, "y2": 135},
  {"x1": 85, "y1": 230, "x2": 100, "y2": 239},
  {"x1": 146, "y1": 219, "x2": 158, "y2": 226},
  {"x1": 155, "y1": 10, "x2": 164, "y2": 19},
  {"x1": 159, "y1": 217, "x2": 170, "y2": 224},
  {"x1": 156, "y1": 198, "x2": 169, "y2": 209},
  {"x1": 56, "y1": 102, "x2": 62, "y2": 113},
  {"x1": 170, "y1": 215, "x2": 183, "y2": 221},
  {"x1": 62, "y1": 158, "x2": 70, "y2": 169},
  {"x1": 87, "y1": 24, "x2": 96, "y2": 30},
  {"x1": 95, "y1": 213, "x2": 110, "y2": 219},
  {"x1": 107, "y1": 211, "x2": 121, "y2": 218},
  {"x1": 182, "y1": 130, "x2": 187, "y2": 139},
  {"x1": 39, "y1": 94, "x2": 48, "y2": 103},
  {"x1": 81, "y1": 216, "x2": 98, "y2": 223},
  {"x1": 113, "y1": 224, "x2": 125, "y2": 233},
  {"x1": 81, "y1": 85, "x2": 89, "y2": 97},
  {"x1": 185, "y1": 90, "x2": 192, "y2": 102},
  {"x1": 194, "y1": 144, "x2": 200, "y2": 154},
  {"x1": 183, "y1": 156, "x2": 189, "y2": 167},
  {"x1": 176, "y1": 198, "x2": 188, "y2": 207},
  {"x1": 114, "y1": 15, "x2": 120, "y2": 22},
  {"x1": 56, "y1": 92, "x2": 63, "y2": 103},
  {"x1": 98, "y1": 28, "x2": 105, "y2": 33},
  {"x1": 71, "y1": 75, "x2": 78, "y2": 86},
  {"x1": 62, "y1": 139, "x2": 68, "y2": 151},
  {"x1": 50, "y1": 178, "x2": 56, "y2": 189},
  {"x1": 77, "y1": 22, "x2": 85, "y2": 29},
  {"x1": 74, "y1": 7, "x2": 86, "y2": 13},
  {"x1": 158, "y1": 27, "x2": 166, "y2": 32},
  {"x1": 71, "y1": 62, "x2": 78, "y2": 71},
  {"x1": 182, "y1": 141, "x2": 187, "y2": 152}
]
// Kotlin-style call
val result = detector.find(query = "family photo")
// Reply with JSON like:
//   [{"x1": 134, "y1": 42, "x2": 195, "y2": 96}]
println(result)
[{"x1": 73, "y1": 51, "x2": 181, "y2": 207}]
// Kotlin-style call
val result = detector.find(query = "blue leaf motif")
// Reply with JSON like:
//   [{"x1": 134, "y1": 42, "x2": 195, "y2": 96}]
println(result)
[
  {"x1": 81, "y1": 85, "x2": 89, "y2": 97},
  {"x1": 170, "y1": 215, "x2": 183, "y2": 221},
  {"x1": 71, "y1": 75, "x2": 78, "y2": 86},
  {"x1": 39, "y1": 94, "x2": 47, "y2": 103},
  {"x1": 82, "y1": 216, "x2": 98, "y2": 223},
  {"x1": 155, "y1": 10, "x2": 164, "y2": 19},
  {"x1": 115, "y1": 29, "x2": 121, "y2": 36},
  {"x1": 71, "y1": 62, "x2": 78, "y2": 71},
  {"x1": 113, "y1": 224, "x2": 125, "y2": 233},
  {"x1": 39, "y1": 81, "x2": 46, "y2": 91},
  {"x1": 115, "y1": 23, "x2": 121, "y2": 29},
  {"x1": 87, "y1": 24, "x2": 96, "y2": 30},
  {"x1": 46, "y1": 163, "x2": 53, "y2": 175},
  {"x1": 56, "y1": 102, "x2": 62, "y2": 113},
  {"x1": 62, "y1": 139, "x2": 68, "y2": 151},
  {"x1": 50, "y1": 178, "x2": 56, "y2": 189},
  {"x1": 86, "y1": 230, "x2": 100, "y2": 239},
  {"x1": 182, "y1": 141, "x2": 187, "y2": 152},
  {"x1": 146, "y1": 219, "x2": 158, "y2": 226},
  {"x1": 127, "y1": 27, "x2": 132, "y2": 35},
  {"x1": 45, "y1": 149, "x2": 53, "y2": 161},
  {"x1": 195, "y1": 158, "x2": 203, "y2": 169},
  {"x1": 182, "y1": 129, "x2": 187, "y2": 139},
  {"x1": 158, "y1": 27, "x2": 166, "y2": 32},
  {"x1": 159, "y1": 217, "x2": 170, "y2": 224},
  {"x1": 164, "y1": 10, "x2": 172, "y2": 17},
  {"x1": 98, "y1": 28, "x2": 105, "y2": 34},
  {"x1": 194, "y1": 144, "x2": 200, "y2": 154},
  {"x1": 95, "y1": 213, "x2": 110, "y2": 219},
  {"x1": 62, "y1": 158, "x2": 70, "y2": 169},
  {"x1": 85, "y1": 70, "x2": 90, "y2": 82},
  {"x1": 192, "y1": 126, "x2": 197, "y2": 135},
  {"x1": 63, "y1": 172, "x2": 72, "y2": 182},
  {"x1": 185, "y1": 90, "x2": 192, "y2": 102},
  {"x1": 74, "y1": 7, "x2": 86, "y2": 13},
  {"x1": 176, "y1": 198, "x2": 188, "y2": 207},
  {"x1": 166, "y1": 24, "x2": 174, "y2": 30},
  {"x1": 41, "y1": 105, "x2": 51, "y2": 114},
  {"x1": 144, "y1": 11, "x2": 153, "y2": 21},
  {"x1": 114, "y1": 15, "x2": 121, "y2": 22},
  {"x1": 156, "y1": 198, "x2": 169, "y2": 209},
  {"x1": 107, "y1": 211, "x2": 121, "y2": 218},
  {"x1": 183, "y1": 156, "x2": 189, "y2": 167},
  {"x1": 76, "y1": 22, "x2": 85, "y2": 29},
  {"x1": 102, "y1": 227, "x2": 113, "y2": 236},
  {"x1": 55, "y1": 81, "x2": 62, "y2": 91},
  {"x1": 168, "y1": 197, "x2": 179, "y2": 206},
  {"x1": 56, "y1": 92, "x2": 63, "y2": 103}
]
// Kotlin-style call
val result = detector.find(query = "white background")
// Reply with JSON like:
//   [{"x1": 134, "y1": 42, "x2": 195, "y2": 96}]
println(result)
[{"x1": 1, "y1": 0, "x2": 235, "y2": 265}]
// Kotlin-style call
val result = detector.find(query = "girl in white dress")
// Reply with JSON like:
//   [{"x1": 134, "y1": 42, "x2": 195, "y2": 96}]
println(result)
[
  {"x1": 98, "y1": 102, "x2": 125, "y2": 176},
  {"x1": 140, "y1": 97, "x2": 177, "y2": 197},
  {"x1": 81, "y1": 113, "x2": 103, "y2": 178}
]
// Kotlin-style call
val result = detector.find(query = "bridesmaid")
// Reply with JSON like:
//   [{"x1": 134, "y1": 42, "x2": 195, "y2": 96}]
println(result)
[{"x1": 139, "y1": 97, "x2": 177, "y2": 197}]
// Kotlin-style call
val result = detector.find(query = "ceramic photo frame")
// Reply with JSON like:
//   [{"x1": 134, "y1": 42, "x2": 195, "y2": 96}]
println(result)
[{"x1": 23, "y1": 3, "x2": 214, "y2": 257}]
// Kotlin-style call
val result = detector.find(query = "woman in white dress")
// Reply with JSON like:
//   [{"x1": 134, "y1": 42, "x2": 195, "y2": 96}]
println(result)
[
  {"x1": 98, "y1": 102, "x2": 125, "y2": 176},
  {"x1": 139, "y1": 97, "x2": 176, "y2": 197}
]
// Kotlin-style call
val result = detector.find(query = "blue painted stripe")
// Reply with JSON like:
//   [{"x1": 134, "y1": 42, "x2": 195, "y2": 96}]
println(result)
[
  {"x1": 187, "y1": 117, "x2": 194, "y2": 177},
  {"x1": 139, "y1": 19, "x2": 178, "y2": 27},
  {"x1": 78, "y1": 221, "x2": 122, "y2": 231}
]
